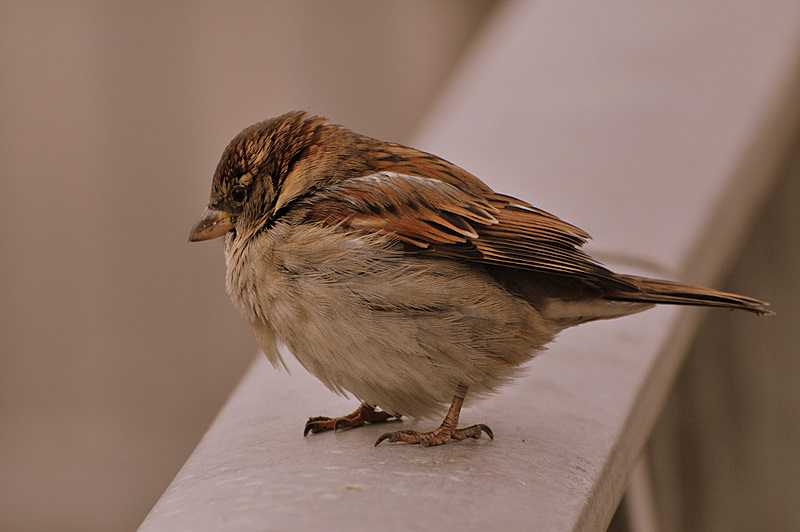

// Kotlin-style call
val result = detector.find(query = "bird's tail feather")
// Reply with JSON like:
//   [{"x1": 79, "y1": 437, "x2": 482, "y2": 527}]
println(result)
[{"x1": 609, "y1": 274, "x2": 773, "y2": 315}]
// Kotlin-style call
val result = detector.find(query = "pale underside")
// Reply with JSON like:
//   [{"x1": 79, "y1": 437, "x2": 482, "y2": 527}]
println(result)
[{"x1": 224, "y1": 218, "x2": 648, "y2": 419}]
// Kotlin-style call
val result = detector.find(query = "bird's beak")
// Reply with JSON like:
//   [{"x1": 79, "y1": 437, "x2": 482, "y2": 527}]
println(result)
[{"x1": 189, "y1": 207, "x2": 234, "y2": 242}]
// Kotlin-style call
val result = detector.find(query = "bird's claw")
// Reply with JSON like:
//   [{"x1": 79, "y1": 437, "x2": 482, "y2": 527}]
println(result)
[
  {"x1": 375, "y1": 423, "x2": 493, "y2": 447},
  {"x1": 303, "y1": 404, "x2": 400, "y2": 436}
]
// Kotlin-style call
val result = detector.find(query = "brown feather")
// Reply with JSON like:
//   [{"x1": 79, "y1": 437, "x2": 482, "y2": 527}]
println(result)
[
  {"x1": 299, "y1": 171, "x2": 772, "y2": 315},
  {"x1": 608, "y1": 275, "x2": 774, "y2": 315},
  {"x1": 301, "y1": 172, "x2": 629, "y2": 288}
]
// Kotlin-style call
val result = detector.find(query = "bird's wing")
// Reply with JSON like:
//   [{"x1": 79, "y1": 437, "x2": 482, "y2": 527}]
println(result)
[{"x1": 300, "y1": 172, "x2": 632, "y2": 288}]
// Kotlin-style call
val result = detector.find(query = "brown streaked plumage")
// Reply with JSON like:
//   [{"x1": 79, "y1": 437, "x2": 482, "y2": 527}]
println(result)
[{"x1": 190, "y1": 111, "x2": 772, "y2": 447}]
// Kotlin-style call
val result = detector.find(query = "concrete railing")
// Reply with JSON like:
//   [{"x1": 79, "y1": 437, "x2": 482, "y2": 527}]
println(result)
[{"x1": 141, "y1": 1, "x2": 800, "y2": 530}]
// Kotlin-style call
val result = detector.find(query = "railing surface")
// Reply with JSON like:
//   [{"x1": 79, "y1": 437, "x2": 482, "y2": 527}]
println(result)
[{"x1": 141, "y1": 1, "x2": 800, "y2": 530}]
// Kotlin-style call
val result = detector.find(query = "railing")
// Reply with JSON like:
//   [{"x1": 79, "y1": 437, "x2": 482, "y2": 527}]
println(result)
[{"x1": 141, "y1": 1, "x2": 800, "y2": 530}]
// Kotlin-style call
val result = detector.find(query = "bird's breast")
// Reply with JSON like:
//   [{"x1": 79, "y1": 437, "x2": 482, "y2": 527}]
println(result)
[{"x1": 223, "y1": 221, "x2": 554, "y2": 417}]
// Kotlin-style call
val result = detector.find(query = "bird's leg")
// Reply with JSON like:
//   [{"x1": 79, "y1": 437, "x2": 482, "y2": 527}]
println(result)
[
  {"x1": 304, "y1": 403, "x2": 401, "y2": 436},
  {"x1": 374, "y1": 386, "x2": 493, "y2": 447}
]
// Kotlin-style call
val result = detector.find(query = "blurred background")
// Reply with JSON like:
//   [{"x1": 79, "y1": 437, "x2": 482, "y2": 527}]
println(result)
[
  {"x1": 1, "y1": 2, "x2": 798, "y2": 531},
  {"x1": 0, "y1": 2, "x2": 498, "y2": 530}
]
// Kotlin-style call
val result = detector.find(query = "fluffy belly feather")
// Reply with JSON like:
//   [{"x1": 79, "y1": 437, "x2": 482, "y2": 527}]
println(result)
[{"x1": 226, "y1": 223, "x2": 553, "y2": 418}]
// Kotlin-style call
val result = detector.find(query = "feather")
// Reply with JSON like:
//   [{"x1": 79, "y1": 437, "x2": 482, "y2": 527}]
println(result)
[{"x1": 300, "y1": 172, "x2": 626, "y2": 287}]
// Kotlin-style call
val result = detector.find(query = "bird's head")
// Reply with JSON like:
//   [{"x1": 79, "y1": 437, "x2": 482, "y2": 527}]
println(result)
[{"x1": 189, "y1": 111, "x2": 329, "y2": 242}]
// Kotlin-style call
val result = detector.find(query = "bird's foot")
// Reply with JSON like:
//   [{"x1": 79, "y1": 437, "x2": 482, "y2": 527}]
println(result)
[
  {"x1": 375, "y1": 390, "x2": 492, "y2": 447},
  {"x1": 375, "y1": 423, "x2": 492, "y2": 447},
  {"x1": 304, "y1": 403, "x2": 401, "y2": 436}
]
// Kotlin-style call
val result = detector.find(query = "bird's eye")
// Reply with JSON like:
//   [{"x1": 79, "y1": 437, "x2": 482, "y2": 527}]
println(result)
[{"x1": 230, "y1": 185, "x2": 248, "y2": 204}]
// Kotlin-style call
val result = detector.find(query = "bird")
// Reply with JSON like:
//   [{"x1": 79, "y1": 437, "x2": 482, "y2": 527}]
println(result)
[{"x1": 189, "y1": 111, "x2": 772, "y2": 447}]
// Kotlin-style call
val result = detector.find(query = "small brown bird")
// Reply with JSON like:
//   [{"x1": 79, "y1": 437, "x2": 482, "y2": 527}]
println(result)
[{"x1": 190, "y1": 111, "x2": 772, "y2": 447}]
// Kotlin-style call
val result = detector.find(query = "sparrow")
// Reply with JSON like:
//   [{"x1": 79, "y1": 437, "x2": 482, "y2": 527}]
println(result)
[{"x1": 190, "y1": 111, "x2": 772, "y2": 447}]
